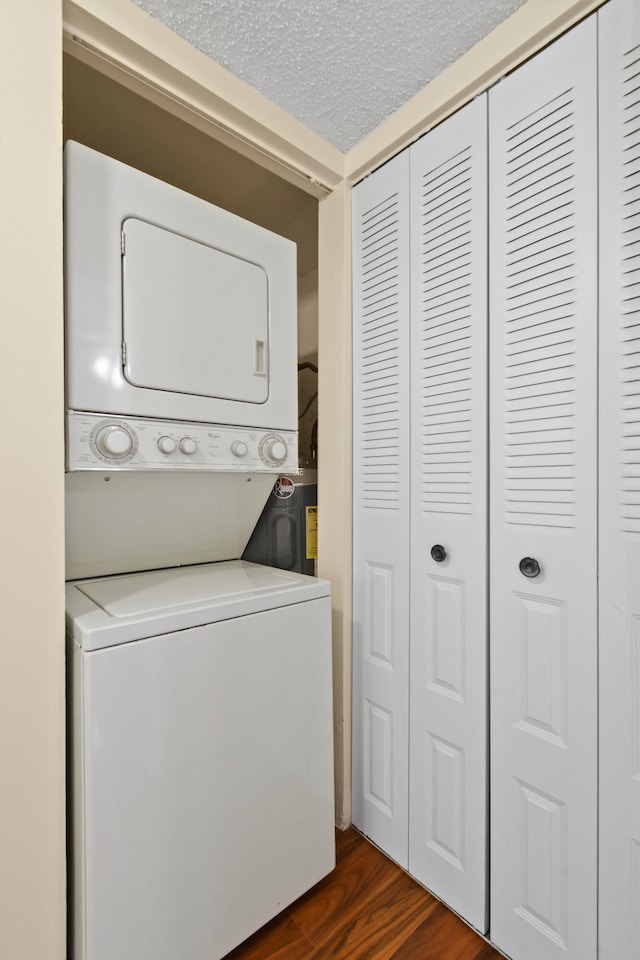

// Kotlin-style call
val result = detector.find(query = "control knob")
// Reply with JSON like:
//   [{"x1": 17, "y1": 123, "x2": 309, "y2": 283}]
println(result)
[
  {"x1": 157, "y1": 436, "x2": 176, "y2": 455},
  {"x1": 231, "y1": 440, "x2": 248, "y2": 458},
  {"x1": 261, "y1": 435, "x2": 287, "y2": 465},
  {"x1": 95, "y1": 424, "x2": 134, "y2": 460},
  {"x1": 179, "y1": 437, "x2": 197, "y2": 455}
]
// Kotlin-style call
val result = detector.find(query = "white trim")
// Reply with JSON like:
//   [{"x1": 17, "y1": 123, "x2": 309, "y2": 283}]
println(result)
[{"x1": 317, "y1": 181, "x2": 353, "y2": 829}]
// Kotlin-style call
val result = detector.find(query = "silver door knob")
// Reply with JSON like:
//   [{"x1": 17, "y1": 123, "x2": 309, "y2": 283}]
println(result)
[{"x1": 519, "y1": 557, "x2": 541, "y2": 578}]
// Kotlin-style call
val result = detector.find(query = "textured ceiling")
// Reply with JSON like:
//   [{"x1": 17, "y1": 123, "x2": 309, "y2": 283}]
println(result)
[{"x1": 131, "y1": 0, "x2": 528, "y2": 153}]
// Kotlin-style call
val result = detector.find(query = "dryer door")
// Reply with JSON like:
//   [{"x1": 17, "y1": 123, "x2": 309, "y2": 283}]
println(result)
[{"x1": 122, "y1": 218, "x2": 269, "y2": 404}]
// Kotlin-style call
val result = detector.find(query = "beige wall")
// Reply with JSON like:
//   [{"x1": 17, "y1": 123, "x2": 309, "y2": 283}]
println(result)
[
  {"x1": 0, "y1": 2, "x2": 66, "y2": 960},
  {"x1": 298, "y1": 268, "x2": 319, "y2": 362}
]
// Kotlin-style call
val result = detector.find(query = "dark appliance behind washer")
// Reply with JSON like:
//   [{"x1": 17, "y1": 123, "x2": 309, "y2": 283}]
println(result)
[{"x1": 242, "y1": 473, "x2": 317, "y2": 576}]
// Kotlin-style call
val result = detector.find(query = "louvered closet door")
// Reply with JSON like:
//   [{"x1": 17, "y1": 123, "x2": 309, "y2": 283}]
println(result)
[
  {"x1": 408, "y1": 95, "x2": 488, "y2": 933},
  {"x1": 488, "y1": 18, "x2": 598, "y2": 960},
  {"x1": 599, "y1": 2, "x2": 640, "y2": 957},
  {"x1": 352, "y1": 151, "x2": 411, "y2": 867}
]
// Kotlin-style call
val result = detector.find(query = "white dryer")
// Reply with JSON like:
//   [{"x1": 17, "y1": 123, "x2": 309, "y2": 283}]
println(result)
[
  {"x1": 64, "y1": 140, "x2": 297, "y2": 432},
  {"x1": 67, "y1": 561, "x2": 334, "y2": 960},
  {"x1": 64, "y1": 141, "x2": 300, "y2": 579}
]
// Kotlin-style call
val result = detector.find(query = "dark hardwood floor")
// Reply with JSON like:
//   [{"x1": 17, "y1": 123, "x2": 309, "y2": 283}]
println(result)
[{"x1": 224, "y1": 828, "x2": 503, "y2": 959}]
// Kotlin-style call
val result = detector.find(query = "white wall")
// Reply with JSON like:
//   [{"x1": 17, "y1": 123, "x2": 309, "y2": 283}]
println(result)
[{"x1": 0, "y1": 2, "x2": 66, "y2": 958}]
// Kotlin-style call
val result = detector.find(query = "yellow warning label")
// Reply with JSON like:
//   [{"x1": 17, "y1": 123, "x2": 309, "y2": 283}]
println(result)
[{"x1": 306, "y1": 505, "x2": 318, "y2": 559}]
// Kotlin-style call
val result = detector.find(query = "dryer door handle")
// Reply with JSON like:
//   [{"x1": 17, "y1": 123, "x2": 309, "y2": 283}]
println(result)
[{"x1": 254, "y1": 339, "x2": 267, "y2": 376}]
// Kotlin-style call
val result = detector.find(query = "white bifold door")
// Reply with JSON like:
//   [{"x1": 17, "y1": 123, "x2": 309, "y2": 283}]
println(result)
[
  {"x1": 488, "y1": 17, "x2": 598, "y2": 960},
  {"x1": 352, "y1": 8, "x2": 639, "y2": 959},
  {"x1": 352, "y1": 151, "x2": 411, "y2": 869},
  {"x1": 599, "y1": 1, "x2": 640, "y2": 958},
  {"x1": 408, "y1": 97, "x2": 488, "y2": 933},
  {"x1": 352, "y1": 98, "x2": 488, "y2": 930}
]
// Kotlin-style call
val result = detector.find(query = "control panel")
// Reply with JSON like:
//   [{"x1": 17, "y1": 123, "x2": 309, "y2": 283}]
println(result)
[{"x1": 67, "y1": 412, "x2": 298, "y2": 473}]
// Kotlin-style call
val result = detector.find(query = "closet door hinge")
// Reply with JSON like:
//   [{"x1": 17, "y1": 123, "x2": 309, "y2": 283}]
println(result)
[
  {"x1": 121, "y1": 341, "x2": 127, "y2": 367},
  {"x1": 121, "y1": 230, "x2": 126, "y2": 256}
]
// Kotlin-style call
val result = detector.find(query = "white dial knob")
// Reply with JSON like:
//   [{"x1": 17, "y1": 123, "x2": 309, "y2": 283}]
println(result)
[
  {"x1": 95, "y1": 424, "x2": 133, "y2": 459},
  {"x1": 231, "y1": 440, "x2": 248, "y2": 458},
  {"x1": 261, "y1": 437, "x2": 287, "y2": 464},
  {"x1": 157, "y1": 436, "x2": 176, "y2": 455},
  {"x1": 179, "y1": 437, "x2": 197, "y2": 455}
]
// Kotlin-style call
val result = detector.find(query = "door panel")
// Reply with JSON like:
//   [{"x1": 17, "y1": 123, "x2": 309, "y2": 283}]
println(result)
[
  {"x1": 515, "y1": 595, "x2": 568, "y2": 745},
  {"x1": 514, "y1": 780, "x2": 568, "y2": 947},
  {"x1": 408, "y1": 95, "x2": 488, "y2": 932},
  {"x1": 352, "y1": 151, "x2": 411, "y2": 866},
  {"x1": 489, "y1": 18, "x2": 598, "y2": 960},
  {"x1": 599, "y1": 1, "x2": 640, "y2": 957}
]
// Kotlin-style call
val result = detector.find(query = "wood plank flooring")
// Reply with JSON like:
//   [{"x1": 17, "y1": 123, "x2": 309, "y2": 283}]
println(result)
[{"x1": 223, "y1": 828, "x2": 503, "y2": 959}]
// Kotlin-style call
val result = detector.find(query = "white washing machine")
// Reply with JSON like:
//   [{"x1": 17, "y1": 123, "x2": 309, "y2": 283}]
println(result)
[
  {"x1": 64, "y1": 143, "x2": 335, "y2": 960},
  {"x1": 67, "y1": 561, "x2": 334, "y2": 960}
]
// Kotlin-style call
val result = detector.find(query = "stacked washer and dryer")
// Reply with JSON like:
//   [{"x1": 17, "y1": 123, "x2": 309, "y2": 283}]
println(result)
[{"x1": 64, "y1": 143, "x2": 335, "y2": 960}]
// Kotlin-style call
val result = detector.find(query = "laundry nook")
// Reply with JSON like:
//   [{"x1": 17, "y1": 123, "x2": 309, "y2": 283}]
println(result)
[
  {"x1": 2, "y1": 1, "x2": 639, "y2": 959},
  {"x1": 63, "y1": 143, "x2": 335, "y2": 959}
]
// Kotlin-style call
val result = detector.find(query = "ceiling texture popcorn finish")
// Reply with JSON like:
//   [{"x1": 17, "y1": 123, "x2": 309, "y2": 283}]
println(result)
[{"x1": 129, "y1": 0, "x2": 529, "y2": 152}]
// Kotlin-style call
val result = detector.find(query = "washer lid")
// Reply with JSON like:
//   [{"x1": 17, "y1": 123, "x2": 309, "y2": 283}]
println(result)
[{"x1": 66, "y1": 560, "x2": 330, "y2": 651}]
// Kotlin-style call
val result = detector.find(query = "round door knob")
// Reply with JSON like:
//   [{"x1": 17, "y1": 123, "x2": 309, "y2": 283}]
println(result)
[
  {"x1": 431, "y1": 544, "x2": 447, "y2": 563},
  {"x1": 231, "y1": 440, "x2": 248, "y2": 458},
  {"x1": 261, "y1": 436, "x2": 287, "y2": 464},
  {"x1": 95, "y1": 424, "x2": 133, "y2": 459},
  {"x1": 519, "y1": 557, "x2": 541, "y2": 578},
  {"x1": 179, "y1": 437, "x2": 197, "y2": 455},
  {"x1": 157, "y1": 436, "x2": 176, "y2": 455}
]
